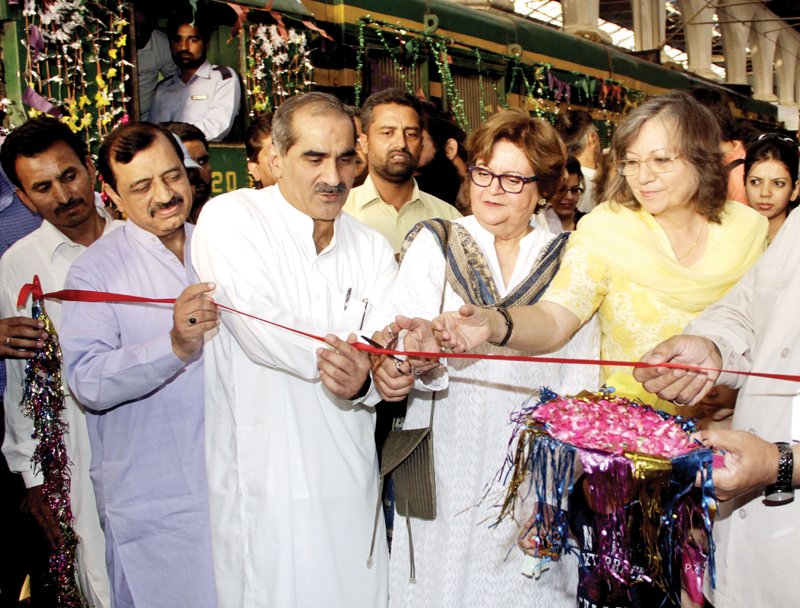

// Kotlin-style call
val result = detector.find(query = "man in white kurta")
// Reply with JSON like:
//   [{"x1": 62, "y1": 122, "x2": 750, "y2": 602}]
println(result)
[
  {"x1": 192, "y1": 92, "x2": 396, "y2": 607},
  {"x1": 0, "y1": 117, "x2": 118, "y2": 606}
]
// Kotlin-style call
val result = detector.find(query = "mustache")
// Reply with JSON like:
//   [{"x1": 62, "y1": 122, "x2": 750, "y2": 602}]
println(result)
[
  {"x1": 314, "y1": 183, "x2": 346, "y2": 195},
  {"x1": 148, "y1": 196, "x2": 184, "y2": 218},
  {"x1": 54, "y1": 198, "x2": 85, "y2": 214},
  {"x1": 388, "y1": 147, "x2": 410, "y2": 158}
]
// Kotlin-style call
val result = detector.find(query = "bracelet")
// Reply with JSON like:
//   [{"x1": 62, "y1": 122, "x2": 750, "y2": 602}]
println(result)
[{"x1": 488, "y1": 306, "x2": 514, "y2": 348}]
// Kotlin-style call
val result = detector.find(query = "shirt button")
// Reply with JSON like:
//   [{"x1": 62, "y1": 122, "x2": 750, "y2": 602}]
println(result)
[
  {"x1": 738, "y1": 508, "x2": 747, "y2": 519},
  {"x1": 748, "y1": 428, "x2": 757, "y2": 434},
  {"x1": 781, "y1": 348, "x2": 790, "y2": 358}
]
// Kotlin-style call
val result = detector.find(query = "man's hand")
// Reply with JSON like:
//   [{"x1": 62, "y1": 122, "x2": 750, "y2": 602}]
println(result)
[
  {"x1": 170, "y1": 282, "x2": 219, "y2": 362},
  {"x1": 634, "y1": 335, "x2": 722, "y2": 407},
  {"x1": 21, "y1": 485, "x2": 63, "y2": 550},
  {"x1": 0, "y1": 316, "x2": 47, "y2": 359},
  {"x1": 700, "y1": 429, "x2": 780, "y2": 501},
  {"x1": 432, "y1": 305, "x2": 501, "y2": 353},
  {"x1": 317, "y1": 333, "x2": 372, "y2": 400},
  {"x1": 371, "y1": 323, "x2": 414, "y2": 402}
]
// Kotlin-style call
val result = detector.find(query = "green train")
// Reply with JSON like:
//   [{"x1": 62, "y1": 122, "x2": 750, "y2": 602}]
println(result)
[{"x1": 0, "y1": 0, "x2": 780, "y2": 194}]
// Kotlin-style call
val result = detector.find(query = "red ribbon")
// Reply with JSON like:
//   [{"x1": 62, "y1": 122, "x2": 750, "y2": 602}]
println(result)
[{"x1": 18, "y1": 276, "x2": 800, "y2": 384}]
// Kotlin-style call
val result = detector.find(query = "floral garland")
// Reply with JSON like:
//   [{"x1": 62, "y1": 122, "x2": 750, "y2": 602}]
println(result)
[
  {"x1": 19, "y1": 0, "x2": 130, "y2": 146},
  {"x1": 21, "y1": 286, "x2": 87, "y2": 607},
  {"x1": 246, "y1": 23, "x2": 314, "y2": 114}
]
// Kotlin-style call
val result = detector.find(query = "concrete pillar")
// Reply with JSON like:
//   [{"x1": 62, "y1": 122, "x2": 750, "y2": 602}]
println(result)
[
  {"x1": 561, "y1": 0, "x2": 610, "y2": 44},
  {"x1": 717, "y1": 0, "x2": 756, "y2": 85},
  {"x1": 679, "y1": 0, "x2": 717, "y2": 79},
  {"x1": 632, "y1": 0, "x2": 665, "y2": 52},
  {"x1": 751, "y1": 6, "x2": 779, "y2": 102},
  {"x1": 795, "y1": 60, "x2": 800, "y2": 109},
  {"x1": 775, "y1": 33, "x2": 799, "y2": 106}
]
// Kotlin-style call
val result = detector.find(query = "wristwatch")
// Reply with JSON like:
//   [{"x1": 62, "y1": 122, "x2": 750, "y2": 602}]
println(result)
[{"x1": 764, "y1": 442, "x2": 794, "y2": 504}]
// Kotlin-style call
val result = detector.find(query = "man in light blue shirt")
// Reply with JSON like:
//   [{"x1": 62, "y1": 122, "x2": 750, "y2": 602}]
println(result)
[{"x1": 60, "y1": 122, "x2": 218, "y2": 607}]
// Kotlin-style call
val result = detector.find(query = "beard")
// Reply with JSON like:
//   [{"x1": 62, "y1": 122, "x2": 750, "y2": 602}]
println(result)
[
  {"x1": 174, "y1": 53, "x2": 204, "y2": 71},
  {"x1": 370, "y1": 148, "x2": 417, "y2": 183}
]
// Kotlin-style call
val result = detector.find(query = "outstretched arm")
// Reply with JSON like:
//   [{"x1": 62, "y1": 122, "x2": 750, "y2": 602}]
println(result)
[{"x1": 433, "y1": 301, "x2": 580, "y2": 354}]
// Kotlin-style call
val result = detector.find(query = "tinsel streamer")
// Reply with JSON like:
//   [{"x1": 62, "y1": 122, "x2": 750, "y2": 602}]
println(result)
[
  {"x1": 494, "y1": 389, "x2": 715, "y2": 605},
  {"x1": 20, "y1": 295, "x2": 87, "y2": 607}
]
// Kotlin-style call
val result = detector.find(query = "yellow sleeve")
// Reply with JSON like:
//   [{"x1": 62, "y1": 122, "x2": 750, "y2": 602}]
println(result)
[{"x1": 541, "y1": 239, "x2": 608, "y2": 324}]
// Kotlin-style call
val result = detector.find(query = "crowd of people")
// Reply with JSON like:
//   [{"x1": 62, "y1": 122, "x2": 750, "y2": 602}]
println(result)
[{"x1": 1, "y1": 8, "x2": 800, "y2": 608}]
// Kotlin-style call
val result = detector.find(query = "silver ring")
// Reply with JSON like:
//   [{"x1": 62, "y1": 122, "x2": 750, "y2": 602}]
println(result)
[
  {"x1": 411, "y1": 368, "x2": 423, "y2": 377},
  {"x1": 189, "y1": 316, "x2": 197, "y2": 325},
  {"x1": 387, "y1": 325, "x2": 397, "y2": 342},
  {"x1": 395, "y1": 359, "x2": 411, "y2": 376},
  {"x1": 4, "y1": 337, "x2": 9, "y2": 346}
]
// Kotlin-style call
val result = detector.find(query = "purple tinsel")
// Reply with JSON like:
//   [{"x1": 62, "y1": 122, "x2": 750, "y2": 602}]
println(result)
[{"x1": 20, "y1": 297, "x2": 87, "y2": 607}]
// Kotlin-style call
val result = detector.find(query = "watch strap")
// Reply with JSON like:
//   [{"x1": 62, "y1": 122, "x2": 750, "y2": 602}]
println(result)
[{"x1": 765, "y1": 442, "x2": 794, "y2": 504}]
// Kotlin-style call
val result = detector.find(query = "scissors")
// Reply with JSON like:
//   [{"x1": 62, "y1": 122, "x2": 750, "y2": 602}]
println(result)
[{"x1": 360, "y1": 335, "x2": 402, "y2": 363}]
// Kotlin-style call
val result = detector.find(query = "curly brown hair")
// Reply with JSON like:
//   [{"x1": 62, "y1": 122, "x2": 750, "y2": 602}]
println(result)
[
  {"x1": 468, "y1": 108, "x2": 566, "y2": 199},
  {"x1": 604, "y1": 91, "x2": 727, "y2": 223}
]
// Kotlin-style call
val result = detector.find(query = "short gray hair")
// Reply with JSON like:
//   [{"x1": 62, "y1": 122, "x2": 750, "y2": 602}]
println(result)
[{"x1": 271, "y1": 92, "x2": 355, "y2": 155}]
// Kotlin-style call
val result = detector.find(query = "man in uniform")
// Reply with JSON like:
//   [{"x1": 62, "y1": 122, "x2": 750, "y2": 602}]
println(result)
[{"x1": 149, "y1": 10, "x2": 241, "y2": 142}]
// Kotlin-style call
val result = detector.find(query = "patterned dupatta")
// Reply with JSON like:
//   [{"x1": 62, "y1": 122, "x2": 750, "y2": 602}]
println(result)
[{"x1": 400, "y1": 218, "x2": 570, "y2": 309}]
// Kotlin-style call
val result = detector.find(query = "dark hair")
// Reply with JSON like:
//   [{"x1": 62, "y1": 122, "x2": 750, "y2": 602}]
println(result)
[
  {"x1": 427, "y1": 114, "x2": 467, "y2": 162},
  {"x1": 0, "y1": 117, "x2": 89, "y2": 188},
  {"x1": 162, "y1": 121, "x2": 209, "y2": 151},
  {"x1": 687, "y1": 87, "x2": 736, "y2": 142},
  {"x1": 166, "y1": 8, "x2": 213, "y2": 43},
  {"x1": 271, "y1": 92, "x2": 354, "y2": 155},
  {"x1": 360, "y1": 88, "x2": 424, "y2": 134},
  {"x1": 468, "y1": 108, "x2": 566, "y2": 199},
  {"x1": 344, "y1": 105, "x2": 361, "y2": 121},
  {"x1": 98, "y1": 121, "x2": 184, "y2": 191},
  {"x1": 604, "y1": 91, "x2": 727, "y2": 222},
  {"x1": 244, "y1": 112, "x2": 274, "y2": 162},
  {"x1": 744, "y1": 134, "x2": 800, "y2": 209},
  {"x1": 554, "y1": 110, "x2": 596, "y2": 157},
  {"x1": 564, "y1": 155, "x2": 585, "y2": 190}
]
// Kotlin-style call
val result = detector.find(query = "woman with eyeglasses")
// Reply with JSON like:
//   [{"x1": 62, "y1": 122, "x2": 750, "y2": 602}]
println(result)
[
  {"x1": 744, "y1": 133, "x2": 800, "y2": 241},
  {"x1": 430, "y1": 91, "x2": 767, "y2": 417},
  {"x1": 545, "y1": 155, "x2": 586, "y2": 232},
  {"x1": 378, "y1": 108, "x2": 599, "y2": 608}
]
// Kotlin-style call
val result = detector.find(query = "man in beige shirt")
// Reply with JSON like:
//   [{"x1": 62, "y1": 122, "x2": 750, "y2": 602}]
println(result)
[
  {"x1": 634, "y1": 208, "x2": 800, "y2": 608},
  {"x1": 344, "y1": 88, "x2": 460, "y2": 254}
]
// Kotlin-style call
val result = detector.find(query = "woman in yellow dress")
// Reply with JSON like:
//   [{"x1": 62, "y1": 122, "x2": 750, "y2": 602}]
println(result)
[{"x1": 430, "y1": 91, "x2": 768, "y2": 413}]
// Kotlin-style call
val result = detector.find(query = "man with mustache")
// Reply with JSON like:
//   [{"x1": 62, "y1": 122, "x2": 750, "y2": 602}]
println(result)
[
  {"x1": 149, "y1": 9, "x2": 241, "y2": 142},
  {"x1": 192, "y1": 92, "x2": 396, "y2": 607},
  {"x1": 59, "y1": 122, "x2": 218, "y2": 607},
  {"x1": 0, "y1": 116, "x2": 118, "y2": 607},
  {"x1": 344, "y1": 88, "x2": 460, "y2": 256}
]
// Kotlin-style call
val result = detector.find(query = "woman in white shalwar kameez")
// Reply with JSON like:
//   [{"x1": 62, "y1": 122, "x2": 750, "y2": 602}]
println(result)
[{"x1": 384, "y1": 109, "x2": 600, "y2": 608}]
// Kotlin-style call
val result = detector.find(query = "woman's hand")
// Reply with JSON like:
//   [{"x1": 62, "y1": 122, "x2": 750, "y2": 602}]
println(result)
[{"x1": 432, "y1": 305, "x2": 502, "y2": 353}]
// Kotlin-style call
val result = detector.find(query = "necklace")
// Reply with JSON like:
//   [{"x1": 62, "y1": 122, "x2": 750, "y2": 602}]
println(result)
[{"x1": 676, "y1": 221, "x2": 707, "y2": 261}]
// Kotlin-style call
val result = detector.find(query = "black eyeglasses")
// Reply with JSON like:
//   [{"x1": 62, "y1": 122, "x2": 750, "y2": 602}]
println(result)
[
  {"x1": 467, "y1": 165, "x2": 537, "y2": 194},
  {"x1": 558, "y1": 186, "x2": 584, "y2": 196},
  {"x1": 756, "y1": 133, "x2": 798, "y2": 147}
]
